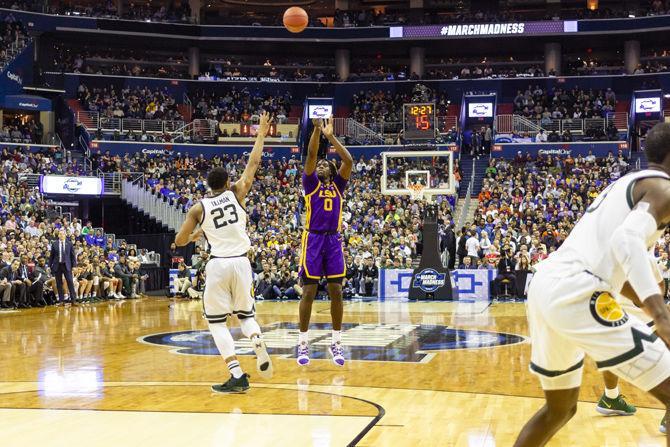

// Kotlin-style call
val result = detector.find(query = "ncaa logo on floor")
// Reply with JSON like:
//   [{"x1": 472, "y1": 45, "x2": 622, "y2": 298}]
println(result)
[{"x1": 139, "y1": 322, "x2": 526, "y2": 363}]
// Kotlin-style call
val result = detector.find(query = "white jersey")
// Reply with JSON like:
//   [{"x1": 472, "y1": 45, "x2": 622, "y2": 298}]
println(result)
[
  {"x1": 539, "y1": 169, "x2": 669, "y2": 295},
  {"x1": 200, "y1": 190, "x2": 250, "y2": 257}
]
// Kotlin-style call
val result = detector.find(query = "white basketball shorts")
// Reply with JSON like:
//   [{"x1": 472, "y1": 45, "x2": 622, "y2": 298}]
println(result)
[
  {"x1": 203, "y1": 256, "x2": 255, "y2": 324},
  {"x1": 527, "y1": 267, "x2": 670, "y2": 391}
]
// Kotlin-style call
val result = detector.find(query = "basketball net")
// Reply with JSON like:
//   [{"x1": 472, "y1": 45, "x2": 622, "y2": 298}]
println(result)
[{"x1": 408, "y1": 183, "x2": 426, "y2": 201}]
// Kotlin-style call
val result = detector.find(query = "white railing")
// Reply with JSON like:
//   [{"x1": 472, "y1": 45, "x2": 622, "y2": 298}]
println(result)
[
  {"x1": 332, "y1": 118, "x2": 383, "y2": 144},
  {"x1": 121, "y1": 179, "x2": 186, "y2": 231},
  {"x1": 496, "y1": 113, "x2": 628, "y2": 136},
  {"x1": 513, "y1": 115, "x2": 544, "y2": 134},
  {"x1": 77, "y1": 111, "x2": 185, "y2": 135}
]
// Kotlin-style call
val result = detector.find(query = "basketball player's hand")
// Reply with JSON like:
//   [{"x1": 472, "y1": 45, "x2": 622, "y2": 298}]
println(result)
[
  {"x1": 312, "y1": 118, "x2": 322, "y2": 128},
  {"x1": 643, "y1": 294, "x2": 670, "y2": 347},
  {"x1": 321, "y1": 117, "x2": 334, "y2": 138},
  {"x1": 258, "y1": 111, "x2": 273, "y2": 136}
]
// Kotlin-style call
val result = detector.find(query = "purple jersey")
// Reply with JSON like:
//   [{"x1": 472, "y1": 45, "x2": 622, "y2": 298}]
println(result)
[{"x1": 303, "y1": 171, "x2": 347, "y2": 232}]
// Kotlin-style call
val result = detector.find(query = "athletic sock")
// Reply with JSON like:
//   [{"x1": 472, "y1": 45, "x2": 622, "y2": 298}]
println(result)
[
  {"x1": 227, "y1": 360, "x2": 243, "y2": 379},
  {"x1": 605, "y1": 386, "x2": 620, "y2": 399},
  {"x1": 299, "y1": 331, "x2": 308, "y2": 345},
  {"x1": 332, "y1": 330, "x2": 341, "y2": 344}
]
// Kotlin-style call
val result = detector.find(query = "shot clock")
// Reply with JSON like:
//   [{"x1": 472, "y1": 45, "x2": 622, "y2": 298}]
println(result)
[{"x1": 403, "y1": 103, "x2": 436, "y2": 140}]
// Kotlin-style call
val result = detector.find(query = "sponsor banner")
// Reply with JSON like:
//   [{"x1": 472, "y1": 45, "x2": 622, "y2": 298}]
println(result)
[
  {"x1": 396, "y1": 21, "x2": 570, "y2": 39},
  {"x1": 91, "y1": 141, "x2": 300, "y2": 159},
  {"x1": 92, "y1": 141, "x2": 458, "y2": 159},
  {"x1": 491, "y1": 141, "x2": 628, "y2": 159},
  {"x1": 1, "y1": 94, "x2": 52, "y2": 111},
  {"x1": 380, "y1": 268, "x2": 495, "y2": 301},
  {"x1": 0, "y1": 42, "x2": 33, "y2": 97},
  {"x1": 40, "y1": 175, "x2": 103, "y2": 196}
]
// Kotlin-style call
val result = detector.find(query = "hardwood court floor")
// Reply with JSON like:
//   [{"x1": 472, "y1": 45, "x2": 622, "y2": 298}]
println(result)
[{"x1": 0, "y1": 298, "x2": 667, "y2": 446}]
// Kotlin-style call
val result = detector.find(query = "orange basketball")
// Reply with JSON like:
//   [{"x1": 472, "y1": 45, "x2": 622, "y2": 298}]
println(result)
[{"x1": 283, "y1": 7, "x2": 308, "y2": 33}]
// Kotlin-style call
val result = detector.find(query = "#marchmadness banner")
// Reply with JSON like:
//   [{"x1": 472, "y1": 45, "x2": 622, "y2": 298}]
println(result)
[
  {"x1": 379, "y1": 268, "x2": 497, "y2": 301},
  {"x1": 394, "y1": 21, "x2": 575, "y2": 39},
  {"x1": 491, "y1": 141, "x2": 629, "y2": 159}
]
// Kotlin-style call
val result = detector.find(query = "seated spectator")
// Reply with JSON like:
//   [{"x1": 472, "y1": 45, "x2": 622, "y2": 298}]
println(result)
[
  {"x1": 493, "y1": 246, "x2": 517, "y2": 297},
  {"x1": 173, "y1": 262, "x2": 191, "y2": 298}
]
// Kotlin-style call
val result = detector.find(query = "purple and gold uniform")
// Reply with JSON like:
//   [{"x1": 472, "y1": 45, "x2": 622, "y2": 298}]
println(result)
[{"x1": 299, "y1": 171, "x2": 347, "y2": 280}]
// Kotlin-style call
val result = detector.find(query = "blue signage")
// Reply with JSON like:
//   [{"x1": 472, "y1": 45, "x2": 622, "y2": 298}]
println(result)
[
  {"x1": 412, "y1": 268, "x2": 447, "y2": 293},
  {"x1": 381, "y1": 268, "x2": 496, "y2": 301},
  {"x1": 491, "y1": 141, "x2": 629, "y2": 159},
  {"x1": 92, "y1": 141, "x2": 458, "y2": 159},
  {"x1": 1, "y1": 94, "x2": 52, "y2": 112}
]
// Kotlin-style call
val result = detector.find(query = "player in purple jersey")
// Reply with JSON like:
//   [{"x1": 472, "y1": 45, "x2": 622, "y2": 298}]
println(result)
[{"x1": 297, "y1": 117, "x2": 353, "y2": 367}]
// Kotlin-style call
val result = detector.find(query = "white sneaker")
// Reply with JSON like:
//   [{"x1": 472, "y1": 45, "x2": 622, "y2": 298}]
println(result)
[
  {"x1": 328, "y1": 342, "x2": 345, "y2": 367},
  {"x1": 297, "y1": 342, "x2": 310, "y2": 366},
  {"x1": 253, "y1": 338, "x2": 273, "y2": 379}
]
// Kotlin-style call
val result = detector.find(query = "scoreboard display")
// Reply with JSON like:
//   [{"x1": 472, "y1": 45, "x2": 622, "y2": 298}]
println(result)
[{"x1": 403, "y1": 103, "x2": 436, "y2": 140}]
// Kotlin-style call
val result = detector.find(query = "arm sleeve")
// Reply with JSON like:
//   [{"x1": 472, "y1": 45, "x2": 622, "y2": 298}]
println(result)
[
  {"x1": 611, "y1": 206, "x2": 662, "y2": 302},
  {"x1": 302, "y1": 171, "x2": 319, "y2": 195}
]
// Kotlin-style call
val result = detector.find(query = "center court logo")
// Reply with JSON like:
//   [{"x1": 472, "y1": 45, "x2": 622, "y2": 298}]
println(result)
[
  {"x1": 139, "y1": 322, "x2": 525, "y2": 363},
  {"x1": 412, "y1": 269, "x2": 446, "y2": 293}
]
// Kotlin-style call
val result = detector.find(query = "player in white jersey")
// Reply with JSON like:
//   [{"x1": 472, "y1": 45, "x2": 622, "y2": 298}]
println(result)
[
  {"x1": 175, "y1": 112, "x2": 273, "y2": 394},
  {"x1": 515, "y1": 122, "x2": 670, "y2": 447}
]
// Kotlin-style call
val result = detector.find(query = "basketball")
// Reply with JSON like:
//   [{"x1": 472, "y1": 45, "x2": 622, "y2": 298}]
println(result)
[{"x1": 283, "y1": 7, "x2": 308, "y2": 33}]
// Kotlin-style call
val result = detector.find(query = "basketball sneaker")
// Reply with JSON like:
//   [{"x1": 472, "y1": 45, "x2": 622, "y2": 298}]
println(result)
[
  {"x1": 297, "y1": 342, "x2": 310, "y2": 366},
  {"x1": 328, "y1": 342, "x2": 345, "y2": 367},
  {"x1": 253, "y1": 338, "x2": 273, "y2": 379},
  {"x1": 595, "y1": 393, "x2": 636, "y2": 416},
  {"x1": 211, "y1": 374, "x2": 250, "y2": 394}
]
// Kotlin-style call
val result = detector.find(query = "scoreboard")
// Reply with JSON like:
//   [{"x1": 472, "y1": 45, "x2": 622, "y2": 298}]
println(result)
[{"x1": 403, "y1": 103, "x2": 436, "y2": 140}]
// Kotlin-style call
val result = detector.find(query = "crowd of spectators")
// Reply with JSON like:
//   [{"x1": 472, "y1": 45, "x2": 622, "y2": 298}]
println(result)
[
  {"x1": 52, "y1": 45, "x2": 188, "y2": 79},
  {"x1": 0, "y1": 118, "x2": 44, "y2": 145},
  {"x1": 0, "y1": 144, "x2": 158, "y2": 309},
  {"x1": 350, "y1": 86, "x2": 450, "y2": 127},
  {"x1": 513, "y1": 85, "x2": 617, "y2": 120},
  {"x1": 77, "y1": 84, "x2": 184, "y2": 122},
  {"x1": 451, "y1": 151, "x2": 636, "y2": 299},
  {"x1": 93, "y1": 150, "x2": 460, "y2": 299},
  {"x1": 3, "y1": 0, "x2": 670, "y2": 27},
  {"x1": 0, "y1": 15, "x2": 27, "y2": 69},
  {"x1": 190, "y1": 87, "x2": 292, "y2": 123},
  {"x1": 0, "y1": 0, "x2": 191, "y2": 23}
]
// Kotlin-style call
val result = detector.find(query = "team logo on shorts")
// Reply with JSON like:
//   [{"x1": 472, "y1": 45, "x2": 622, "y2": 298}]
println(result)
[
  {"x1": 590, "y1": 292, "x2": 629, "y2": 327},
  {"x1": 412, "y1": 269, "x2": 447, "y2": 293},
  {"x1": 138, "y1": 322, "x2": 526, "y2": 363}
]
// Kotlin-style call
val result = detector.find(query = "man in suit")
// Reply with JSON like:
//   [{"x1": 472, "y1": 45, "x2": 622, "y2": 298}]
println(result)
[
  {"x1": 493, "y1": 245, "x2": 517, "y2": 297},
  {"x1": 0, "y1": 264, "x2": 12, "y2": 308},
  {"x1": 49, "y1": 229, "x2": 77, "y2": 304},
  {"x1": 1, "y1": 259, "x2": 27, "y2": 308},
  {"x1": 440, "y1": 223, "x2": 457, "y2": 270},
  {"x1": 114, "y1": 256, "x2": 137, "y2": 297}
]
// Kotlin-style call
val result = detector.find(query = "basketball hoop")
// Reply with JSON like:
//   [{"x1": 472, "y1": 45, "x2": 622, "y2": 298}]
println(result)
[{"x1": 408, "y1": 183, "x2": 426, "y2": 201}]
